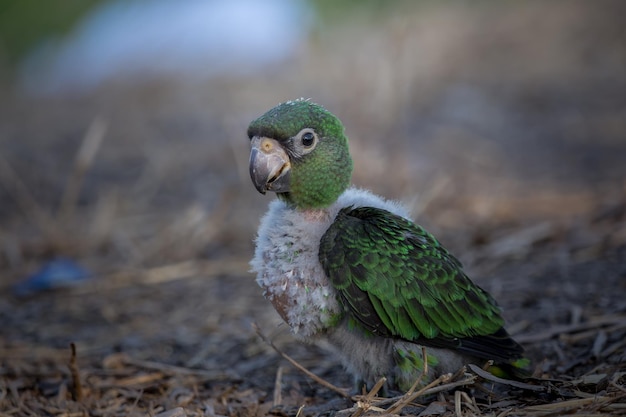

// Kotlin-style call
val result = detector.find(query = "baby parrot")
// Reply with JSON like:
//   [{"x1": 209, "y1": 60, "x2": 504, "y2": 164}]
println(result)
[{"x1": 248, "y1": 99, "x2": 528, "y2": 392}]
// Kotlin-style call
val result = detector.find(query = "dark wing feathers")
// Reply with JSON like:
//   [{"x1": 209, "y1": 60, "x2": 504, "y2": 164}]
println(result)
[{"x1": 319, "y1": 206, "x2": 524, "y2": 362}]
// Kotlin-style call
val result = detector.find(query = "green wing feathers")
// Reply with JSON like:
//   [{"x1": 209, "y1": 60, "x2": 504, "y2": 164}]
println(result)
[{"x1": 319, "y1": 206, "x2": 524, "y2": 362}]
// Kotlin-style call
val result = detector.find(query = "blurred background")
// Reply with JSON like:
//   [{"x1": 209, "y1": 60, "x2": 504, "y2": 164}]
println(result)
[
  {"x1": 1, "y1": 0, "x2": 625, "y2": 413},
  {"x1": 1, "y1": 0, "x2": 624, "y2": 268}
]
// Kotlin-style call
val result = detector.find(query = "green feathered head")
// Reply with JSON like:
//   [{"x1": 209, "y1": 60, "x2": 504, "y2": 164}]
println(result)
[{"x1": 248, "y1": 99, "x2": 353, "y2": 209}]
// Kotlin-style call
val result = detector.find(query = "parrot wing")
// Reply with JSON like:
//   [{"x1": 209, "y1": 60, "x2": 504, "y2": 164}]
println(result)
[{"x1": 319, "y1": 206, "x2": 523, "y2": 362}]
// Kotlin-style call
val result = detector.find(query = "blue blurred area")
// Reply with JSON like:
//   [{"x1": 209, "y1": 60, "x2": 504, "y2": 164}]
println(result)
[
  {"x1": 13, "y1": 258, "x2": 91, "y2": 297},
  {"x1": 15, "y1": 0, "x2": 311, "y2": 94}
]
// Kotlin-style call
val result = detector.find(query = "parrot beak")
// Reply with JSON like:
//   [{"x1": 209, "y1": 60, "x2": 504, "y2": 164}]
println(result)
[{"x1": 249, "y1": 136, "x2": 291, "y2": 194}]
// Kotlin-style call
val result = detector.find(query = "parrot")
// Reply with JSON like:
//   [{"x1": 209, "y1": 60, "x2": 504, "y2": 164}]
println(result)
[{"x1": 248, "y1": 98, "x2": 529, "y2": 393}]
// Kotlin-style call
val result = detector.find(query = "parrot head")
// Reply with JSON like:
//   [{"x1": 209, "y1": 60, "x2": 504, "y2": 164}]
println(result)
[{"x1": 247, "y1": 99, "x2": 353, "y2": 210}]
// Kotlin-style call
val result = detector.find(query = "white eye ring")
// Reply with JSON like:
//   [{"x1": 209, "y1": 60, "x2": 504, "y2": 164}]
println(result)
[{"x1": 296, "y1": 129, "x2": 318, "y2": 153}]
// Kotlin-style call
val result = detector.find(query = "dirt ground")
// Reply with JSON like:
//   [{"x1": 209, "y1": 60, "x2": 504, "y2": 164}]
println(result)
[{"x1": 1, "y1": 1, "x2": 625, "y2": 416}]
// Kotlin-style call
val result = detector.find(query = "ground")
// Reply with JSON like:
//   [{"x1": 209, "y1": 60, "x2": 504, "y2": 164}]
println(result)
[{"x1": 1, "y1": 1, "x2": 625, "y2": 416}]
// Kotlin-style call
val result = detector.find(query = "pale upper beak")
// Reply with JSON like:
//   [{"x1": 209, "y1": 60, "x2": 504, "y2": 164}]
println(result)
[{"x1": 249, "y1": 136, "x2": 291, "y2": 194}]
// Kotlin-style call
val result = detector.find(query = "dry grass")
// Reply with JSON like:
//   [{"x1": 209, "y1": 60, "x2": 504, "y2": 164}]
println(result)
[{"x1": 1, "y1": 313, "x2": 625, "y2": 416}]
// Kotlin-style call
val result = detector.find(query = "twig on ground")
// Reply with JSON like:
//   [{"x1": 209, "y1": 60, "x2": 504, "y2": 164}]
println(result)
[
  {"x1": 467, "y1": 364, "x2": 545, "y2": 392},
  {"x1": 253, "y1": 322, "x2": 351, "y2": 398},
  {"x1": 350, "y1": 377, "x2": 387, "y2": 417},
  {"x1": 347, "y1": 374, "x2": 477, "y2": 410},
  {"x1": 154, "y1": 407, "x2": 187, "y2": 417},
  {"x1": 273, "y1": 366, "x2": 283, "y2": 407},
  {"x1": 521, "y1": 393, "x2": 626, "y2": 414},
  {"x1": 68, "y1": 343, "x2": 84, "y2": 401},
  {"x1": 386, "y1": 374, "x2": 452, "y2": 415},
  {"x1": 455, "y1": 390, "x2": 480, "y2": 416},
  {"x1": 115, "y1": 373, "x2": 165, "y2": 387},
  {"x1": 295, "y1": 404, "x2": 306, "y2": 417},
  {"x1": 454, "y1": 390, "x2": 462, "y2": 417}
]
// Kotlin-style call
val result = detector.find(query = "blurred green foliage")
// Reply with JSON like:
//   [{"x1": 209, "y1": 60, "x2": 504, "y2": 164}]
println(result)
[{"x1": 0, "y1": 0, "x2": 103, "y2": 66}]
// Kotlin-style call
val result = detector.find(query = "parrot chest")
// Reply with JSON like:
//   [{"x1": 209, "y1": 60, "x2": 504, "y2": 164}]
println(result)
[
  {"x1": 251, "y1": 188, "x2": 412, "y2": 339},
  {"x1": 251, "y1": 201, "x2": 344, "y2": 338}
]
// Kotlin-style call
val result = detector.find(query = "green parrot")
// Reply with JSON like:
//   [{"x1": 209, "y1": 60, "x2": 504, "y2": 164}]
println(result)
[{"x1": 248, "y1": 99, "x2": 528, "y2": 392}]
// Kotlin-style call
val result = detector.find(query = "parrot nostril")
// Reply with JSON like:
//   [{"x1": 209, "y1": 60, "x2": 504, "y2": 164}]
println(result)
[{"x1": 261, "y1": 138, "x2": 274, "y2": 153}]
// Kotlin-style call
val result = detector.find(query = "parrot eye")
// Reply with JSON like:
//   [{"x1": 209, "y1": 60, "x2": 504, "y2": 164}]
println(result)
[
  {"x1": 302, "y1": 132, "x2": 315, "y2": 147},
  {"x1": 296, "y1": 129, "x2": 318, "y2": 153}
]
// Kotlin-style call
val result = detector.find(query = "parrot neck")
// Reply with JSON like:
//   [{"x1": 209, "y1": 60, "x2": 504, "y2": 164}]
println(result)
[{"x1": 277, "y1": 191, "x2": 341, "y2": 211}]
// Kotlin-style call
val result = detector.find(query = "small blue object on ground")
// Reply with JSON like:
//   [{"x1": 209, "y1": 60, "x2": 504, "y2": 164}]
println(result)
[{"x1": 13, "y1": 258, "x2": 91, "y2": 297}]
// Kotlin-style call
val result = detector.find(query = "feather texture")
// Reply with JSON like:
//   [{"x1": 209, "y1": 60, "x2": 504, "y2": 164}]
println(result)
[{"x1": 319, "y1": 206, "x2": 524, "y2": 363}]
